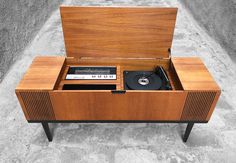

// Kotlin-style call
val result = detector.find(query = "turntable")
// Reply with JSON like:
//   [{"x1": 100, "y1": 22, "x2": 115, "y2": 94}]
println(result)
[
  {"x1": 124, "y1": 66, "x2": 172, "y2": 90},
  {"x1": 15, "y1": 6, "x2": 221, "y2": 142}
]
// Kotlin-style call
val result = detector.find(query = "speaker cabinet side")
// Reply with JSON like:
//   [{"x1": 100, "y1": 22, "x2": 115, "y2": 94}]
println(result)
[
  {"x1": 16, "y1": 91, "x2": 55, "y2": 120},
  {"x1": 172, "y1": 57, "x2": 221, "y2": 121},
  {"x1": 180, "y1": 91, "x2": 219, "y2": 121}
]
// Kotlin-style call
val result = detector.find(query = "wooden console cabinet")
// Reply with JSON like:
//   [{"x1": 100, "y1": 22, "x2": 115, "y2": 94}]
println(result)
[{"x1": 15, "y1": 7, "x2": 220, "y2": 142}]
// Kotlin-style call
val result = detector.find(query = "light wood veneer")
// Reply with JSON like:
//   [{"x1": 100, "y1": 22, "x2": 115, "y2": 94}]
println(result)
[
  {"x1": 15, "y1": 7, "x2": 220, "y2": 123},
  {"x1": 61, "y1": 6, "x2": 177, "y2": 59}
]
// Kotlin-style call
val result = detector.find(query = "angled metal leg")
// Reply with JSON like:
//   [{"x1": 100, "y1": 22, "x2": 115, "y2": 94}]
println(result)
[
  {"x1": 42, "y1": 122, "x2": 52, "y2": 142},
  {"x1": 183, "y1": 122, "x2": 194, "y2": 142}
]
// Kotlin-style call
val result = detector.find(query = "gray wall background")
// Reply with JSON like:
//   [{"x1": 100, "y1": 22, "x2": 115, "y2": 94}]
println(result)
[
  {"x1": 182, "y1": 0, "x2": 236, "y2": 61},
  {"x1": 0, "y1": 0, "x2": 63, "y2": 82}
]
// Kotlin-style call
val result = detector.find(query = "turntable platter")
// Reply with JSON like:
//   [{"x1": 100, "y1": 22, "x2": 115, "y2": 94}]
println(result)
[{"x1": 124, "y1": 71, "x2": 162, "y2": 90}]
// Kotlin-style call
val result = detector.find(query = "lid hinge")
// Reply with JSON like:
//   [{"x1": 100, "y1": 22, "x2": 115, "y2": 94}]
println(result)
[
  {"x1": 168, "y1": 48, "x2": 171, "y2": 56},
  {"x1": 154, "y1": 48, "x2": 171, "y2": 60}
]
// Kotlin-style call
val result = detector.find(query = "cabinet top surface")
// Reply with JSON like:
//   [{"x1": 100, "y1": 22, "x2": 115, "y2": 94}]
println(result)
[
  {"x1": 16, "y1": 56, "x2": 220, "y2": 92},
  {"x1": 171, "y1": 57, "x2": 220, "y2": 91},
  {"x1": 16, "y1": 57, "x2": 65, "y2": 91},
  {"x1": 60, "y1": 6, "x2": 177, "y2": 59}
]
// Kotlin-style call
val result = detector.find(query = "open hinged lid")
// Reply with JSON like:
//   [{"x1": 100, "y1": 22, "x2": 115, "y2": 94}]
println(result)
[{"x1": 60, "y1": 6, "x2": 177, "y2": 59}]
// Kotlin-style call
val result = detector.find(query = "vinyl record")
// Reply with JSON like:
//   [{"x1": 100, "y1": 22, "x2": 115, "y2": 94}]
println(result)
[{"x1": 124, "y1": 71, "x2": 162, "y2": 90}]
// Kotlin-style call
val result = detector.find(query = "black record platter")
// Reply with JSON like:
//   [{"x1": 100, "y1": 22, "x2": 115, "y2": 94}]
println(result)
[{"x1": 124, "y1": 66, "x2": 172, "y2": 90}]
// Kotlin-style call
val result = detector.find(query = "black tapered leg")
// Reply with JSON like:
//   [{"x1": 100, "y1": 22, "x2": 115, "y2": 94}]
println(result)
[
  {"x1": 183, "y1": 122, "x2": 194, "y2": 142},
  {"x1": 42, "y1": 122, "x2": 52, "y2": 142}
]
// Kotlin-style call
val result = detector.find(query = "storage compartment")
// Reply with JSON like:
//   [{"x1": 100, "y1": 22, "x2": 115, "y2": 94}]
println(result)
[
  {"x1": 54, "y1": 57, "x2": 183, "y2": 91},
  {"x1": 63, "y1": 84, "x2": 116, "y2": 90}
]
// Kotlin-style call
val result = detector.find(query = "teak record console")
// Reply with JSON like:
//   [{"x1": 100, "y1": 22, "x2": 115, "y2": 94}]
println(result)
[{"x1": 15, "y1": 7, "x2": 220, "y2": 142}]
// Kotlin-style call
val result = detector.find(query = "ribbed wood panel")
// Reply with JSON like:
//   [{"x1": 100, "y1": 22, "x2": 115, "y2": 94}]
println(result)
[
  {"x1": 20, "y1": 92, "x2": 55, "y2": 120},
  {"x1": 181, "y1": 92, "x2": 216, "y2": 121}
]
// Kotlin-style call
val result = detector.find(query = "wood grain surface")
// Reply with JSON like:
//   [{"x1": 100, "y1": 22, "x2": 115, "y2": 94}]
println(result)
[
  {"x1": 50, "y1": 90, "x2": 187, "y2": 120},
  {"x1": 60, "y1": 6, "x2": 177, "y2": 58},
  {"x1": 66, "y1": 57, "x2": 170, "y2": 70},
  {"x1": 206, "y1": 91, "x2": 221, "y2": 120},
  {"x1": 16, "y1": 56, "x2": 65, "y2": 90},
  {"x1": 55, "y1": 57, "x2": 172, "y2": 90},
  {"x1": 15, "y1": 91, "x2": 30, "y2": 119},
  {"x1": 15, "y1": 6, "x2": 221, "y2": 123},
  {"x1": 171, "y1": 57, "x2": 220, "y2": 91}
]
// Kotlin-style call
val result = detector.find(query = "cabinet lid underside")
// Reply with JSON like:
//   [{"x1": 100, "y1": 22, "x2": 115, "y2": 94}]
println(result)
[{"x1": 60, "y1": 6, "x2": 177, "y2": 59}]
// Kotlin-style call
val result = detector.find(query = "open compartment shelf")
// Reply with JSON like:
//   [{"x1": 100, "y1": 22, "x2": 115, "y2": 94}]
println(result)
[{"x1": 54, "y1": 57, "x2": 183, "y2": 91}]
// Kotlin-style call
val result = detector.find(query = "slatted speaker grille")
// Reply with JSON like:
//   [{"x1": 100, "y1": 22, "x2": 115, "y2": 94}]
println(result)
[
  {"x1": 181, "y1": 91, "x2": 216, "y2": 121},
  {"x1": 20, "y1": 91, "x2": 55, "y2": 120}
]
